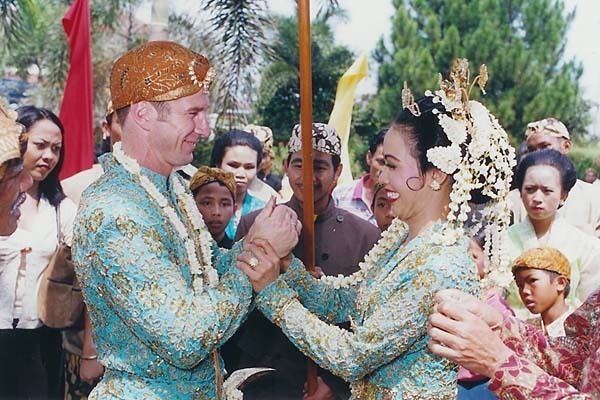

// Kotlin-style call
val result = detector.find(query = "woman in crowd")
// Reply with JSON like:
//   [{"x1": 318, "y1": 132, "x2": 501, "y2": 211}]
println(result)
[
  {"x1": 503, "y1": 149, "x2": 600, "y2": 318},
  {"x1": 0, "y1": 106, "x2": 77, "y2": 399},
  {"x1": 237, "y1": 61, "x2": 515, "y2": 399},
  {"x1": 210, "y1": 129, "x2": 265, "y2": 239}
]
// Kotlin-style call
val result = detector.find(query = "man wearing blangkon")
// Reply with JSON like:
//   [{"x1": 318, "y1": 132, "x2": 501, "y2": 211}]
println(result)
[{"x1": 72, "y1": 41, "x2": 299, "y2": 399}]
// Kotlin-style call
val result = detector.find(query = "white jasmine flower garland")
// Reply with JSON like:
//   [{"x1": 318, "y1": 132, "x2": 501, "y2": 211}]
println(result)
[
  {"x1": 112, "y1": 142, "x2": 217, "y2": 294},
  {"x1": 319, "y1": 219, "x2": 409, "y2": 289}
]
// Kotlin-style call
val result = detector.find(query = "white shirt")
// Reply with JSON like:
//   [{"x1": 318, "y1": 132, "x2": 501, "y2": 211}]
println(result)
[
  {"x1": 544, "y1": 305, "x2": 576, "y2": 338},
  {"x1": 0, "y1": 197, "x2": 77, "y2": 329}
]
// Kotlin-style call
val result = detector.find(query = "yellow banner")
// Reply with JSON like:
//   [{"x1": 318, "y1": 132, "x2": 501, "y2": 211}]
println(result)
[{"x1": 328, "y1": 54, "x2": 368, "y2": 186}]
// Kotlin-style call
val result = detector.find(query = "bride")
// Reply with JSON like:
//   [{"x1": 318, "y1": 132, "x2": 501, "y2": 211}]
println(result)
[{"x1": 236, "y1": 60, "x2": 515, "y2": 399}]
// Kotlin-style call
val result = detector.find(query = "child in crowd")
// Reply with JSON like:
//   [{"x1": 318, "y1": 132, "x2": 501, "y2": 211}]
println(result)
[
  {"x1": 512, "y1": 247, "x2": 575, "y2": 337},
  {"x1": 210, "y1": 130, "x2": 265, "y2": 239},
  {"x1": 190, "y1": 166, "x2": 237, "y2": 249},
  {"x1": 371, "y1": 184, "x2": 396, "y2": 231},
  {"x1": 458, "y1": 231, "x2": 512, "y2": 400}
]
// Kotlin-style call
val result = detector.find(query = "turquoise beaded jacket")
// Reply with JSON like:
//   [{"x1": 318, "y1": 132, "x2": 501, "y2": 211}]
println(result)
[
  {"x1": 72, "y1": 155, "x2": 252, "y2": 400},
  {"x1": 255, "y1": 219, "x2": 479, "y2": 400}
]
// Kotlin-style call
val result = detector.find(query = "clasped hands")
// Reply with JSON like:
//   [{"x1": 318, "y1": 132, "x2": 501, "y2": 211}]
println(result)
[
  {"x1": 427, "y1": 289, "x2": 514, "y2": 377},
  {"x1": 237, "y1": 197, "x2": 301, "y2": 292}
]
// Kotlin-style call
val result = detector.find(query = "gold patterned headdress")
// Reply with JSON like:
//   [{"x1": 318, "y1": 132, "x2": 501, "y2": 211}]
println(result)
[
  {"x1": 512, "y1": 247, "x2": 571, "y2": 279},
  {"x1": 0, "y1": 98, "x2": 22, "y2": 167},
  {"x1": 244, "y1": 124, "x2": 274, "y2": 153},
  {"x1": 189, "y1": 166, "x2": 236, "y2": 201},
  {"x1": 110, "y1": 41, "x2": 215, "y2": 111},
  {"x1": 407, "y1": 59, "x2": 515, "y2": 289},
  {"x1": 402, "y1": 81, "x2": 421, "y2": 117}
]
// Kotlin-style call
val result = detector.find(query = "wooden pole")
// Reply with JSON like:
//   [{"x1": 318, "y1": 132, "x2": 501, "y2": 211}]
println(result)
[{"x1": 298, "y1": 0, "x2": 318, "y2": 395}]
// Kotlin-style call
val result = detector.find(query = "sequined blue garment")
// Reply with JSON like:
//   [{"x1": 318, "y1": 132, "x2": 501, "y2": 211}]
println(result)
[
  {"x1": 224, "y1": 192, "x2": 265, "y2": 240},
  {"x1": 72, "y1": 155, "x2": 253, "y2": 399},
  {"x1": 255, "y1": 221, "x2": 479, "y2": 400}
]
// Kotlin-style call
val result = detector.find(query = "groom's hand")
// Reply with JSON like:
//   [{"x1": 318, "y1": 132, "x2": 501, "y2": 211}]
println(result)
[{"x1": 245, "y1": 197, "x2": 300, "y2": 258}]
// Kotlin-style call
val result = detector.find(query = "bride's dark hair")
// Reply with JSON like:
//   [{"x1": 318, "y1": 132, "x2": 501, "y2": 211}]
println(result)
[
  {"x1": 391, "y1": 96, "x2": 451, "y2": 174},
  {"x1": 390, "y1": 96, "x2": 456, "y2": 191}
]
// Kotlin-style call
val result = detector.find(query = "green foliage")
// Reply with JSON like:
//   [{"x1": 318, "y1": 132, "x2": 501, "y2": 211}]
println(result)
[
  {"x1": 570, "y1": 141, "x2": 600, "y2": 179},
  {"x1": 201, "y1": 0, "x2": 273, "y2": 129},
  {"x1": 1, "y1": 0, "x2": 144, "y2": 118},
  {"x1": 254, "y1": 14, "x2": 353, "y2": 143},
  {"x1": 375, "y1": 0, "x2": 591, "y2": 140},
  {"x1": 192, "y1": 139, "x2": 214, "y2": 167}
]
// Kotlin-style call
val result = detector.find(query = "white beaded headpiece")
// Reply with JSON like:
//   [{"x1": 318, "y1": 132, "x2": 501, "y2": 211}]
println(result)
[{"x1": 406, "y1": 59, "x2": 516, "y2": 289}]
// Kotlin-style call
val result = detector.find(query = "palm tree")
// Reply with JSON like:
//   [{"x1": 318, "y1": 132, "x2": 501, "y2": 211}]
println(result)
[
  {"x1": 199, "y1": 0, "x2": 343, "y2": 128},
  {"x1": 1, "y1": 0, "x2": 341, "y2": 121},
  {"x1": 0, "y1": 0, "x2": 28, "y2": 46}
]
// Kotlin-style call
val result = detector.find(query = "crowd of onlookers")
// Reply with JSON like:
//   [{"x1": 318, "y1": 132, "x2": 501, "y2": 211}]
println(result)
[{"x1": 1, "y1": 97, "x2": 599, "y2": 400}]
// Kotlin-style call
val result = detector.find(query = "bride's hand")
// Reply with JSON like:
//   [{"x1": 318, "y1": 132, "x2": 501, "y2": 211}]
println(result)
[{"x1": 237, "y1": 239, "x2": 282, "y2": 292}]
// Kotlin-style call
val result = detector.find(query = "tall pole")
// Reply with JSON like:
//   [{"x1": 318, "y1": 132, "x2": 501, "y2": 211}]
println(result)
[{"x1": 297, "y1": 0, "x2": 318, "y2": 395}]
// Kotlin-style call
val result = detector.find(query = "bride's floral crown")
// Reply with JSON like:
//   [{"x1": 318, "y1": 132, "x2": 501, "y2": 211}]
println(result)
[{"x1": 403, "y1": 59, "x2": 516, "y2": 289}]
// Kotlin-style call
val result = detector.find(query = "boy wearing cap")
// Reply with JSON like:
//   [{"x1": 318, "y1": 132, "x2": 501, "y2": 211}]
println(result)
[
  {"x1": 512, "y1": 247, "x2": 575, "y2": 337},
  {"x1": 510, "y1": 117, "x2": 600, "y2": 237},
  {"x1": 190, "y1": 166, "x2": 236, "y2": 249}
]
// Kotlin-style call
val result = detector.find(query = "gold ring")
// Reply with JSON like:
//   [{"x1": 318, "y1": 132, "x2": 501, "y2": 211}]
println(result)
[{"x1": 248, "y1": 257, "x2": 259, "y2": 269}]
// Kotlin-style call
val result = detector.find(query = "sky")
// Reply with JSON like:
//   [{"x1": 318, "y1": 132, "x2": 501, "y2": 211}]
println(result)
[{"x1": 138, "y1": 0, "x2": 600, "y2": 135}]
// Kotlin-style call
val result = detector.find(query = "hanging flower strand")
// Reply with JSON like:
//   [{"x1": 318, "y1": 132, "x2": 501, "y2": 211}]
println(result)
[
  {"x1": 112, "y1": 142, "x2": 218, "y2": 294},
  {"x1": 406, "y1": 59, "x2": 516, "y2": 291}
]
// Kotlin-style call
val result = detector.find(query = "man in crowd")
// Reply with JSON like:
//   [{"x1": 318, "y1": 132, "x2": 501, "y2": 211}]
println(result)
[
  {"x1": 332, "y1": 128, "x2": 387, "y2": 225},
  {"x1": 0, "y1": 99, "x2": 32, "y2": 236},
  {"x1": 584, "y1": 167, "x2": 598, "y2": 185},
  {"x1": 245, "y1": 124, "x2": 282, "y2": 193},
  {"x1": 227, "y1": 123, "x2": 380, "y2": 399},
  {"x1": 72, "y1": 41, "x2": 300, "y2": 399},
  {"x1": 509, "y1": 117, "x2": 600, "y2": 237},
  {"x1": 61, "y1": 100, "x2": 122, "y2": 205}
]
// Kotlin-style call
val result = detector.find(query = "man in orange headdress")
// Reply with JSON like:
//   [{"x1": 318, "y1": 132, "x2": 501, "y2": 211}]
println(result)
[{"x1": 72, "y1": 41, "x2": 300, "y2": 399}]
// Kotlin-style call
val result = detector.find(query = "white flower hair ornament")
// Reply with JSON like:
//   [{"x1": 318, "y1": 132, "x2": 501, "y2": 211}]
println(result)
[{"x1": 403, "y1": 59, "x2": 516, "y2": 290}]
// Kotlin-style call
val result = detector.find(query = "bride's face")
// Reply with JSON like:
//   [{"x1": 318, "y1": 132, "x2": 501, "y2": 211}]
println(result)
[{"x1": 379, "y1": 128, "x2": 430, "y2": 221}]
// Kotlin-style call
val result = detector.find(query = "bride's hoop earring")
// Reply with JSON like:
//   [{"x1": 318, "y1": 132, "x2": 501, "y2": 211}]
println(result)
[{"x1": 406, "y1": 176, "x2": 425, "y2": 191}]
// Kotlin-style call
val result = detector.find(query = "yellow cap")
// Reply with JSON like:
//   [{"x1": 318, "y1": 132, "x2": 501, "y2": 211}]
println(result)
[{"x1": 512, "y1": 247, "x2": 571, "y2": 279}]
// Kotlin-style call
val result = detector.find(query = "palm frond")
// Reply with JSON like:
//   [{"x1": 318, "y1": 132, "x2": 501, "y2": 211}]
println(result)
[
  {"x1": 201, "y1": 0, "x2": 273, "y2": 127},
  {"x1": 315, "y1": 0, "x2": 341, "y2": 20},
  {"x1": 0, "y1": 0, "x2": 31, "y2": 46}
]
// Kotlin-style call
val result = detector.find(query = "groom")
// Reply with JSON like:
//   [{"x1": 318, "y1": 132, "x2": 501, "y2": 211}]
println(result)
[{"x1": 72, "y1": 41, "x2": 299, "y2": 399}]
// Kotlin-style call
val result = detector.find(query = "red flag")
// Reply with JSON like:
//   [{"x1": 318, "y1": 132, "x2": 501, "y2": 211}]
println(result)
[{"x1": 59, "y1": 0, "x2": 94, "y2": 179}]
